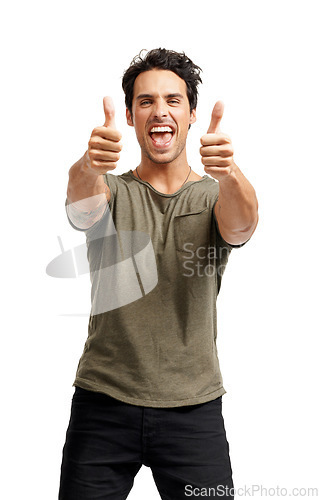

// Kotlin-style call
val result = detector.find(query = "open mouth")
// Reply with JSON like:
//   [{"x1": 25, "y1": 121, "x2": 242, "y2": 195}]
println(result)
[{"x1": 149, "y1": 126, "x2": 174, "y2": 148}]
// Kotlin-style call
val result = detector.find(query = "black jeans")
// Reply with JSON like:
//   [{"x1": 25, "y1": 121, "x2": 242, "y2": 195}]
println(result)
[{"x1": 58, "y1": 387, "x2": 234, "y2": 499}]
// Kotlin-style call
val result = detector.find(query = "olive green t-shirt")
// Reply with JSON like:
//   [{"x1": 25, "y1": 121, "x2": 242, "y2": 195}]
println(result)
[{"x1": 66, "y1": 169, "x2": 248, "y2": 407}]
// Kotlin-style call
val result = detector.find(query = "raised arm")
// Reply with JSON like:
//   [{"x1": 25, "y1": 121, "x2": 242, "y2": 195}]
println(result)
[
  {"x1": 66, "y1": 97, "x2": 122, "y2": 229},
  {"x1": 200, "y1": 101, "x2": 258, "y2": 245}
]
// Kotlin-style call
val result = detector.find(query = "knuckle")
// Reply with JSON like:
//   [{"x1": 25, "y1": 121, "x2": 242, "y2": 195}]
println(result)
[
  {"x1": 200, "y1": 135, "x2": 207, "y2": 146},
  {"x1": 220, "y1": 148, "x2": 227, "y2": 158},
  {"x1": 224, "y1": 145, "x2": 233, "y2": 156},
  {"x1": 107, "y1": 152, "x2": 116, "y2": 161}
]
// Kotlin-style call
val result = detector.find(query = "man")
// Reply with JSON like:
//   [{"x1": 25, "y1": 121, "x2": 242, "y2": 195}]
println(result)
[{"x1": 59, "y1": 48, "x2": 258, "y2": 499}]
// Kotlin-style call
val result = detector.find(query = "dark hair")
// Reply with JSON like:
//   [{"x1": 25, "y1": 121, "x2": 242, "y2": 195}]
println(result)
[{"x1": 122, "y1": 48, "x2": 202, "y2": 117}]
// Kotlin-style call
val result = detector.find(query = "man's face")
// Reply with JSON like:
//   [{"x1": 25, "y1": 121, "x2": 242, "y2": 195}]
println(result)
[{"x1": 126, "y1": 69, "x2": 196, "y2": 165}]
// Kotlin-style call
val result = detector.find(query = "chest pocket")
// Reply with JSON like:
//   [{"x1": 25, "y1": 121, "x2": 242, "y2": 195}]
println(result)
[{"x1": 174, "y1": 207, "x2": 210, "y2": 253}]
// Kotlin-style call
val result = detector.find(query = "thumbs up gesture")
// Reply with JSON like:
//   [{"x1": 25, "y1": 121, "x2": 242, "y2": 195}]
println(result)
[
  {"x1": 200, "y1": 101, "x2": 235, "y2": 181},
  {"x1": 86, "y1": 96, "x2": 122, "y2": 175}
]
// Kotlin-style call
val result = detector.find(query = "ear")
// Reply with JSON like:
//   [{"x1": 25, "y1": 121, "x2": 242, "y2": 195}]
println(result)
[
  {"x1": 126, "y1": 108, "x2": 134, "y2": 127},
  {"x1": 189, "y1": 108, "x2": 196, "y2": 125}
]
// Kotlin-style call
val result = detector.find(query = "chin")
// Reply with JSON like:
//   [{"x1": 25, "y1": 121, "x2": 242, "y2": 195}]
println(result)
[
  {"x1": 146, "y1": 151, "x2": 179, "y2": 165},
  {"x1": 143, "y1": 142, "x2": 185, "y2": 166}
]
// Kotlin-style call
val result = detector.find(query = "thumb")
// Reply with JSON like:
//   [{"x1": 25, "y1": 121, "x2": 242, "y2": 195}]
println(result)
[
  {"x1": 103, "y1": 96, "x2": 116, "y2": 128},
  {"x1": 207, "y1": 100, "x2": 224, "y2": 134}
]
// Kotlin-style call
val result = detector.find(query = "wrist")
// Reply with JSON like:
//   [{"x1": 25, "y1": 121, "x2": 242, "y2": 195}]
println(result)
[
  {"x1": 217, "y1": 161, "x2": 240, "y2": 189},
  {"x1": 67, "y1": 152, "x2": 106, "y2": 204},
  {"x1": 79, "y1": 151, "x2": 101, "y2": 183}
]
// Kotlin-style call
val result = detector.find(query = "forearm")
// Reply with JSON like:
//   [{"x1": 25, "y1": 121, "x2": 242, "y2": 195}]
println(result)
[
  {"x1": 67, "y1": 152, "x2": 110, "y2": 203},
  {"x1": 215, "y1": 162, "x2": 258, "y2": 244},
  {"x1": 66, "y1": 152, "x2": 110, "y2": 229}
]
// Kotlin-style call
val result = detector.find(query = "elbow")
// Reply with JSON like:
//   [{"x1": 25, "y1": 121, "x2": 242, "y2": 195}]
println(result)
[{"x1": 222, "y1": 211, "x2": 259, "y2": 246}]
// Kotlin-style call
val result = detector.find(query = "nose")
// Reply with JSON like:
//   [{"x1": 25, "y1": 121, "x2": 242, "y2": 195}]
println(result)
[{"x1": 153, "y1": 98, "x2": 168, "y2": 119}]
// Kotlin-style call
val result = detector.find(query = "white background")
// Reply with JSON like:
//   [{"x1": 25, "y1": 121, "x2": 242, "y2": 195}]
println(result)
[{"x1": 1, "y1": 0, "x2": 318, "y2": 498}]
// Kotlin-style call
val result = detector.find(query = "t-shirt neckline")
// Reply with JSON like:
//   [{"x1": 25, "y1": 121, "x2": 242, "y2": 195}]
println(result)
[{"x1": 128, "y1": 169, "x2": 209, "y2": 198}]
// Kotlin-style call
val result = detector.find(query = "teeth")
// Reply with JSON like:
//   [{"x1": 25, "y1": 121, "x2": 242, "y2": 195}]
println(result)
[{"x1": 150, "y1": 126, "x2": 173, "y2": 133}]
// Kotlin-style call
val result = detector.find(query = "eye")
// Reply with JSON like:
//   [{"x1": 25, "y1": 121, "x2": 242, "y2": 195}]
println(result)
[
  {"x1": 168, "y1": 99, "x2": 179, "y2": 105},
  {"x1": 140, "y1": 100, "x2": 152, "y2": 106}
]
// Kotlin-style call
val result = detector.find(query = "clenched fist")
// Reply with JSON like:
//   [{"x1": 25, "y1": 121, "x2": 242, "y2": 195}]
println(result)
[
  {"x1": 200, "y1": 101, "x2": 235, "y2": 181},
  {"x1": 85, "y1": 96, "x2": 122, "y2": 175}
]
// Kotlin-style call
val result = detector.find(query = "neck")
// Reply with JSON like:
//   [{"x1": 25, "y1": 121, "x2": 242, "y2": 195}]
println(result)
[{"x1": 137, "y1": 150, "x2": 191, "y2": 189}]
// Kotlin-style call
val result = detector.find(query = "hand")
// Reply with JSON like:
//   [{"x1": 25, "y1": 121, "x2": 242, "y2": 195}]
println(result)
[
  {"x1": 200, "y1": 101, "x2": 236, "y2": 181},
  {"x1": 85, "y1": 96, "x2": 122, "y2": 175}
]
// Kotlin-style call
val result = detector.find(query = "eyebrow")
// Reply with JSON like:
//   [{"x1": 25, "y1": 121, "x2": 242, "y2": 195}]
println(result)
[{"x1": 136, "y1": 93, "x2": 184, "y2": 101}]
